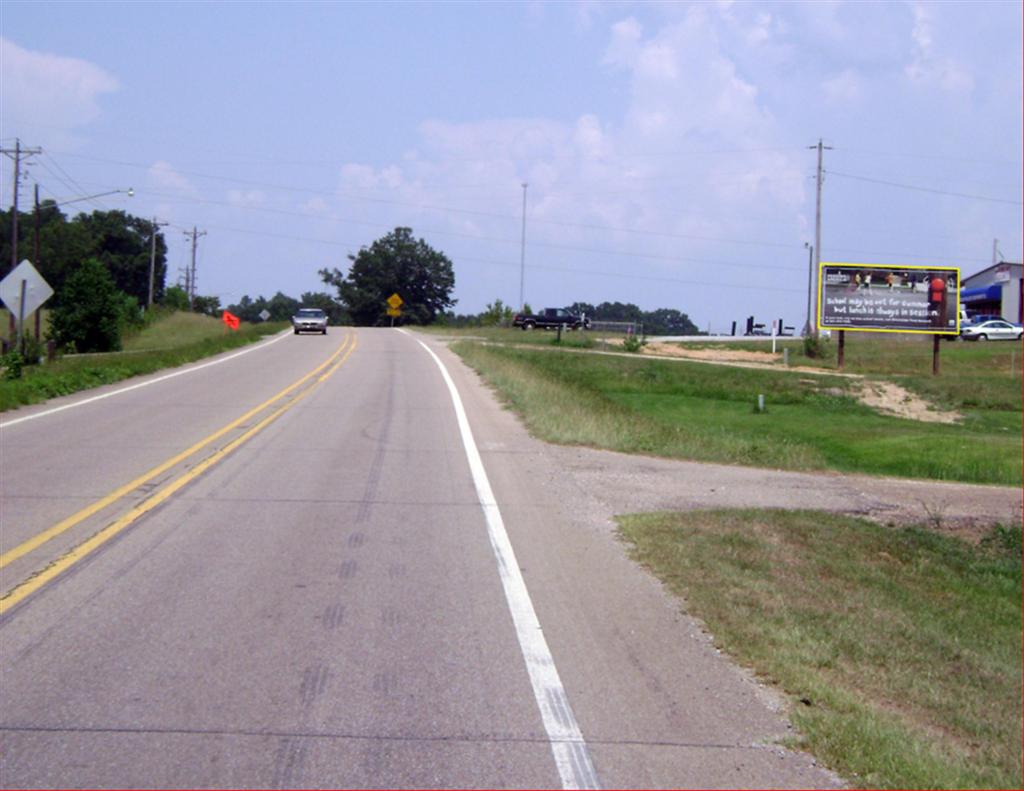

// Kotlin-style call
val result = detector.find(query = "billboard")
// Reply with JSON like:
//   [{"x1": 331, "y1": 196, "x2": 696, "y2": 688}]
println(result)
[{"x1": 818, "y1": 263, "x2": 960, "y2": 335}]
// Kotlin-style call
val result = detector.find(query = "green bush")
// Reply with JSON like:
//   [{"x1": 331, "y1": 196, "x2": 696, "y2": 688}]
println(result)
[
  {"x1": 803, "y1": 333, "x2": 830, "y2": 359},
  {"x1": 48, "y1": 258, "x2": 124, "y2": 352},
  {"x1": 622, "y1": 332, "x2": 646, "y2": 353},
  {"x1": 1, "y1": 350, "x2": 24, "y2": 380}
]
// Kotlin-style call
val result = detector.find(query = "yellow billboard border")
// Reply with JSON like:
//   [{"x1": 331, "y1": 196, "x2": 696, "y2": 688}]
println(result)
[{"x1": 816, "y1": 262, "x2": 961, "y2": 336}]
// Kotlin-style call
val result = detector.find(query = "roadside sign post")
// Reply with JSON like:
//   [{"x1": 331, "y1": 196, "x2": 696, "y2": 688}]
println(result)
[
  {"x1": 386, "y1": 293, "x2": 403, "y2": 328},
  {"x1": 0, "y1": 260, "x2": 54, "y2": 355},
  {"x1": 837, "y1": 329, "x2": 846, "y2": 371},
  {"x1": 932, "y1": 335, "x2": 940, "y2": 376}
]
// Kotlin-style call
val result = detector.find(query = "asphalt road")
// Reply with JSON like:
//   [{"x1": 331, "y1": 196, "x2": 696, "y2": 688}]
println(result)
[{"x1": 0, "y1": 328, "x2": 838, "y2": 789}]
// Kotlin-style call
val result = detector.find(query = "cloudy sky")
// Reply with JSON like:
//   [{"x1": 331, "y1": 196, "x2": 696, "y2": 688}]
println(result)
[{"x1": 2, "y1": 1, "x2": 1021, "y2": 331}]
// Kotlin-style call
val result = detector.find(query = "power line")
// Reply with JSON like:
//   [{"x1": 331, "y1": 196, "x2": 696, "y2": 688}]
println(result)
[
  {"x1": 826, "y1": 169, "x2": 1023, "y2": 206},
  {"x1": 46, "y1": 148, "x2": 808, "y2": 248},
  {"x1": 835, "y1": 146, "x2": 1022, "y2": 168}
]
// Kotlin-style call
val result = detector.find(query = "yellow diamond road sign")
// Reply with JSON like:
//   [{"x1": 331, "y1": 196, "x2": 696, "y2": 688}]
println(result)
[{"x1": 387, "y1": 293, "x2": 403, "y2": 310}]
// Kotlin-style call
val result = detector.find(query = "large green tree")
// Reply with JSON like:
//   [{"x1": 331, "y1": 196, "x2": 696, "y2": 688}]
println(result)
[{"x1": 319, "y1": 227, "x2": 456, "y2": 325}]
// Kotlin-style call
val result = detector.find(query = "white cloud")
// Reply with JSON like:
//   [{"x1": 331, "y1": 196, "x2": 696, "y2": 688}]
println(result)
[
  {"x1": 822, "y1": 69, "x2": 864, "y2": 104},
  {"x1": 148, "y1": 161, "x2": 198, "y2": 196},
  {"x1": 905, "y1": 2, "x2": 973, "y2": 92},
  {"x1": 0, "y1": 37, "x2": 118, "y2": 131}
]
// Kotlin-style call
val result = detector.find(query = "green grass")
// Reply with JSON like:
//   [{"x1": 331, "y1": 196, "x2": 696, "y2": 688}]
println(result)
[
  {"x1": 683, "y1": 333, "x2": 1023, "y2": 413},
  {"x1": 0, "y1": 312, "x2": 286, "y2": 413},
  {"x1": 451, "y1": 342, "x2": 1021, "y2": 484},
  {"x1": 617, "y1": 509, "x2": 1022, "y2": 789}
]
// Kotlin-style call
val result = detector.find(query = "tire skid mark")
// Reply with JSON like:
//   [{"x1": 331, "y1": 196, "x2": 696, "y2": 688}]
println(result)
[{"x1": 355, "y1": 352, "x2": 397, "y2": 524}]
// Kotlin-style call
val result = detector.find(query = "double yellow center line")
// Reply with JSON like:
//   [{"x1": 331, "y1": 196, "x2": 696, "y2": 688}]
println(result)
[{"x1": 0, "y1": 332, "x2": 358, "y2": 615}]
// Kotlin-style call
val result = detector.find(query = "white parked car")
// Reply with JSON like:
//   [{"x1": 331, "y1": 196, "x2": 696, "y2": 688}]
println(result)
[{"x1": 959, "y1": 320, "x2": 1023, "y2": 342}]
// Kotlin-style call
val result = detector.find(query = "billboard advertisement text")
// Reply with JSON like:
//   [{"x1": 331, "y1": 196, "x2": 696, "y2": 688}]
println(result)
[{"x1": 818, "y1": 263, "x2": 960, "y2": 335}]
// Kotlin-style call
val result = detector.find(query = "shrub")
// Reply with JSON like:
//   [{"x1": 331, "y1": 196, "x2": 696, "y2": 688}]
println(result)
[
  {"x1": 803, "y1": 333, "x2": 830, "y2": 359},
  {"x1": 48, "y1": 258, "x2": 124, "y2": 353}
]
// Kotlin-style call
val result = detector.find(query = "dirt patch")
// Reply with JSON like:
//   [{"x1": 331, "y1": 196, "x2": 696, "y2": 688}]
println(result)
[
  {"x1": 640, "y1": 341, "x2": 960, "y2": 424},
  {"x1": 642, "y1": 341, "x2": 783, "y2": 364},
  {"x1": 856, "y1": 380, "x2": 961, "y2": 424}
]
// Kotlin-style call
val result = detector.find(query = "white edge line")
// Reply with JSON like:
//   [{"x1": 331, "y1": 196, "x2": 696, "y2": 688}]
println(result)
[
  {"x1": 399, "y1": 328, "x2": 599, "y2": 791},
  {"x1": 0, "y1": 331, "x2": 292, "y2": 430}
]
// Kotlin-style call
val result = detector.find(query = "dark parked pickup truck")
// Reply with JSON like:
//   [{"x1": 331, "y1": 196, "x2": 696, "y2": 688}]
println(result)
[{"x1": 512, "y1": 307, "x2": 590, "y2": 330}]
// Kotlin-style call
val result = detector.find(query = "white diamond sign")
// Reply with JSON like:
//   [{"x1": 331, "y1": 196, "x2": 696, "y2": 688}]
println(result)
[
  {"x1": 0, "y1": 260, "x2": 54, "y2": 319},
  {"x1": 259, "y1": 309, "x2": 271, "y2": 321}
]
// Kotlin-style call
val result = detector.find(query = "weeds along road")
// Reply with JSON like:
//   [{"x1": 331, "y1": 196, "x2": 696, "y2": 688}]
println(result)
[{"x1": 0, "y1": 328, "x2": 837, "y2": 789}]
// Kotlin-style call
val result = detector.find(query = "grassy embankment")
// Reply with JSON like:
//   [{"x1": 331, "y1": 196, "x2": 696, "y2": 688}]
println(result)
[
  {"x1": 449, "y1": 332, "x2": 1021, "y2": 485},
  {"x1": 0, "y1": 311, "x2": 286, "y2": 413},
  {"x1": 618, "y1": 509, "x2": 1022, "y2": 789}
]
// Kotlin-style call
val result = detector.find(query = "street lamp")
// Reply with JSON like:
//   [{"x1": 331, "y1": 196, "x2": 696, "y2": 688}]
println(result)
[
  {"x1": 46, "y1": 187, "x2": 134, "y2": 208},
  {"x1": 35, "y1": 186, "x2": 134, "y2": 253}
]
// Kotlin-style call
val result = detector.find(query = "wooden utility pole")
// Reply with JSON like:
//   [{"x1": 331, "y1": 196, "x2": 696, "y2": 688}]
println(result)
[
  {"x1": 183, "y1": 226, "x2": 207, "y2": 309},
  {"x1": 808, "y1": 139, "x2": 832, "y2": 337},
  {"x1": 148, "y1": 217, "x2": 169, "y2": 308}
]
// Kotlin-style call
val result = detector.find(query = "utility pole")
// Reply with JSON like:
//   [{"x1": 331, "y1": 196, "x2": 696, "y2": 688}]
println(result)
[
  {"x1": 2, "y1": 139, "x2": 43, "y2": 272},
  {"x1": 183, "y1": 226, "x2": 207, "y2": 309},
  {"x1": 808, "y1": 138, "x2": 832, "y2": 337},
  {"x1": 519, "y1": 182, "x2": 528, "y2": 312},
  {"x1": 182, "y1": 225, "x2": 205, "y2": 309},
  {"x1": 992, "y1": 238, "x2": 1000, "y2": 266},
  {"x1": 148, "y1": 217, "x2": 169, "y2": 308}
]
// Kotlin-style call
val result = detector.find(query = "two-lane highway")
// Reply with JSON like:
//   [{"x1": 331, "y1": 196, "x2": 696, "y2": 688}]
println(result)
[{"x1": 0, "y1": 328, "x2": 836, "y2": 788}]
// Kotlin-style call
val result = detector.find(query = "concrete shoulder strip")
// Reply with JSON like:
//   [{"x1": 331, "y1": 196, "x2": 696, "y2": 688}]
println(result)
[{"x1": 400, "y1": 329, "x2": 599, "y2": 791}]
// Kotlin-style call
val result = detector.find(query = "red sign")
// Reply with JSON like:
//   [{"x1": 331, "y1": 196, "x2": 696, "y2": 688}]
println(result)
[{"x1": 221, "y1": 310, "x2": 240, "y2": 330}]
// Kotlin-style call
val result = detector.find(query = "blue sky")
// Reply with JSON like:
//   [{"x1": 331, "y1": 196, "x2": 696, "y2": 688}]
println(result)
[{"x1": 2, "y1": 1, "x2": 1021, "y2": 331}]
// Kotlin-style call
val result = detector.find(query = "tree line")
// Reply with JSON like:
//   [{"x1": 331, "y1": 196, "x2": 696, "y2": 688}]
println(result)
[
  {"x1": 3, "y1": 211, "x2": 700, "y2": 357},
  {"x1": 440, "y1": 299, "x2": 700, "y2": 335}
]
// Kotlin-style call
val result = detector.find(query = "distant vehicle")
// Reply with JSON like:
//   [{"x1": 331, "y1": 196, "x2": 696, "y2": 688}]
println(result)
[
  {"x1": 291, "y1": 307, "x2": 328, "y2": 335},
  {"x1": 959, "y1": 320, "x2": 1023, "y2": 342},
  {"x1": 512, "y1": 307, "x2": 590, "y2": 331}
]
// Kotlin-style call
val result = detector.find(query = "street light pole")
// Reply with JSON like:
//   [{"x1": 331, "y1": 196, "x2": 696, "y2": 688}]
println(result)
[{"x1": 51, "y1": 187, "x2": 134, "y2": 208}]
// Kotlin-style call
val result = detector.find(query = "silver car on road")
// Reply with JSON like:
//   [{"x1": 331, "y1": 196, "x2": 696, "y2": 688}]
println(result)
[{"x1": 292, "y1": 308, "x2": 328, "y2": 335}]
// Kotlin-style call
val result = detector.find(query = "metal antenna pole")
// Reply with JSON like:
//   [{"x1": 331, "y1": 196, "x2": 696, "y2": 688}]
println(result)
[
  {"x1": 519, "y1": 182, "x2": 527, "y2": 312},
  {"x1": 804, "y1": 243, "x2": 814, "y2": 336}
]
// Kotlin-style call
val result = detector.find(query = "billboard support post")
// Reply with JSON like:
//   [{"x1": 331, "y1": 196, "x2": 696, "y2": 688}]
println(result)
[
  {"x1": 932, "y1": 335, "x2": 940, "y2": 376},
  {"x1": 837, "y1": 330, "x2": 845, "y2": 371}
]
